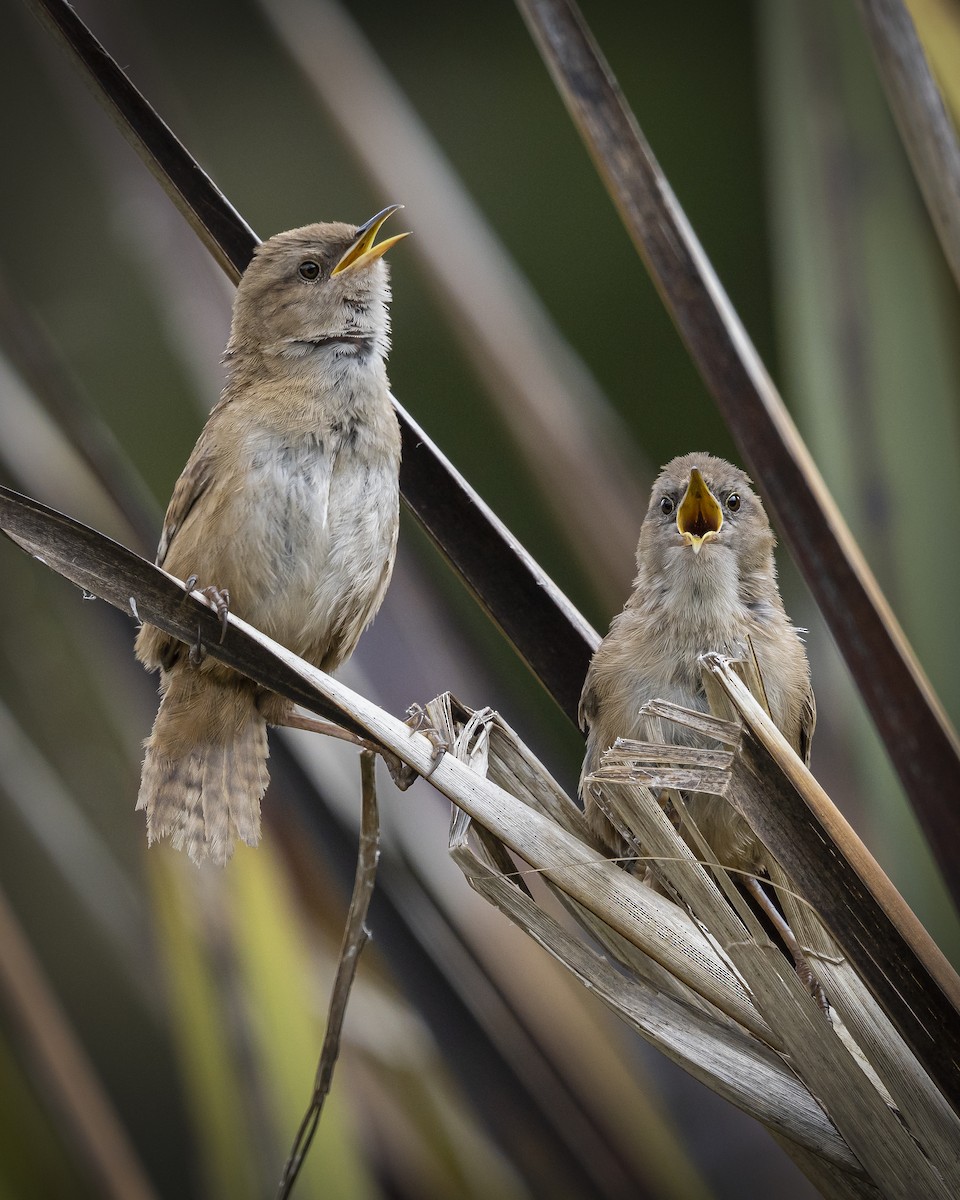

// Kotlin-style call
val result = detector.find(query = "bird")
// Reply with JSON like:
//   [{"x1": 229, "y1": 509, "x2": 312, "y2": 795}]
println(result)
[
  {"x1": 135, "y1": 206, "x2": 408, "y2": 866},
  {"x1": 579, "y1": 451, "x2": 815, "y2": 889}
]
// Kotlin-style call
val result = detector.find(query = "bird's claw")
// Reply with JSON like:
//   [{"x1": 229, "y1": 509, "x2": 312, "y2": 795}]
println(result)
[
  {"x1": 200, "y1": 586, "x2": 231, "y2": 644},
  {"x1": 183, "y1": 579, "x2": 231, "y2": 664},
  {"x1": 189, "y1": 627, "x2": 203, "y2": 666},
  {"x1": 406, "y1": 703, "x2": 447, "y2": 768},
  {"x1": 386, "y1": 704, "x2": 448, "y2": 791}
]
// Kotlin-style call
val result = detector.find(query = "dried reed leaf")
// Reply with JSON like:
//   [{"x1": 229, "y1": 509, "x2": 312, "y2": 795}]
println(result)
[
  {"x1": 435, "y1": 679, "x2": 960, "y2": 1196},
  {"x1": 697, "y1": 653, "x2": 960, "y2": 1115},
  {"x1": 437, "y1": 697, "x2": 875, "y2": 1195},
  {"x1": 766, "y1": 859, "x2": 960, "y2": 1181},
  {"x1": 593, "y1": 765, "x2": 949, "y2": 1196},
  {"x1": 593, "y1": 657, "x2": 960, "y2": 1193},
  {"x1": 449, "y1": 809, "x2": 866, "y2": 1183}
]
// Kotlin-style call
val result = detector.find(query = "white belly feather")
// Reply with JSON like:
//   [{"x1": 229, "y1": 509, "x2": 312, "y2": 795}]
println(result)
[{"x1": 234, "y1": 427, "x2": 398, "y2": 661}]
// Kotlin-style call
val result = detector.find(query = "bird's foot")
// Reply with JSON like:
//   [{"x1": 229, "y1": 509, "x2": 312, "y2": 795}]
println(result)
[
  {"x1": 181, "y1": 577, "x2": 230, "y2": 664},
  {"x1": 385, "y1": 704, "x2": 447, "y2": 791},
  {"x1": 200, "y1": 585, "x2": 231, "y2": 644}
]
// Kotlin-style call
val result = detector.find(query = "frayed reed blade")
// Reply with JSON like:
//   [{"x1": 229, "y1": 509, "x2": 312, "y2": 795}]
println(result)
[
  {"x1": 695, "y1": 655, "x2": 960, "y2": 1110},
  {"x1": 435, "y1": 684, "x2": 960, "y2": 1199}
]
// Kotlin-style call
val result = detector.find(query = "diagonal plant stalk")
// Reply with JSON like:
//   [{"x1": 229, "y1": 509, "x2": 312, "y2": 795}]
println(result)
[
  {"x1": 696, "y1": 656, "x2": 960, "y2": 1115},
  {"x1": 438, "y1": 686, "x2": 960, "y2": 1195},
  {"x1": 440, "y1": 694, "x2": 960, "y2": 1196},
  {"x1": 27, "y1": 0, "x2": 598, "y2": 726},
  {"x1": 513, "y1": 0, "x2": 960, "y2": 906}
]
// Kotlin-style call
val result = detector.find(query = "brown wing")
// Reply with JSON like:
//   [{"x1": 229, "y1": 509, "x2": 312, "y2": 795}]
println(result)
[
  {"x1": 155, "y1": 447, "x2": 216, "y2": 568},
  {"x1": 137, "y1": 441, "x2": 219, "y2": 672},
  {"x1": 578, "y1": 671, "x2": 597, "y2": 734}
]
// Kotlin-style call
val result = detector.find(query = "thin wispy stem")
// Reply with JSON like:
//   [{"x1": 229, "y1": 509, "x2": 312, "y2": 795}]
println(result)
[{"x1": 277, "y1": 750, "x2": 380, "y2": 1199}]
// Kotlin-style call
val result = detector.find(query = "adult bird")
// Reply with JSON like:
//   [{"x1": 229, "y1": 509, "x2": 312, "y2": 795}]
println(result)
[{"x1": 136, "y1": 206, "x2": 407, "y2": 865}]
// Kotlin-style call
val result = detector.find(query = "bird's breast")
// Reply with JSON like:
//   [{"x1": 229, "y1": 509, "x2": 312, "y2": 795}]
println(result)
[{"x1": 231, "y1": 418, "x2": 399, "y2": 663}]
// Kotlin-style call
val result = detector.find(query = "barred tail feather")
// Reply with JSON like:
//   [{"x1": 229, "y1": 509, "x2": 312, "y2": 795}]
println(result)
[{"x1": 137, "y1": 666, "x2": 269, "y2": 866}]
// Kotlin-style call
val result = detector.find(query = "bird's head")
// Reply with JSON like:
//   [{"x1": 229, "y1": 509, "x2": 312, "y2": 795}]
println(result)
[
  {"x1": 637, "y1": 452, "x2": 776, "y2": 588},
  {"x1": 227, "y1": 205, "x2": 409, "y2": 362}
]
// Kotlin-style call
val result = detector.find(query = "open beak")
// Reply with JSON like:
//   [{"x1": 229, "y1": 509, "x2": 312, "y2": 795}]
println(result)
[
  {"x1": 331, "y1": 204, "x2": 409, "y2": 276},
  {"x1": 677, "y1": 468, "x2": 723, "y2": 554}
]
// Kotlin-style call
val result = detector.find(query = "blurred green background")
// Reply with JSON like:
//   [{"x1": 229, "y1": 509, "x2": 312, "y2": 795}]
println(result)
[{"x1": 0, "y1": 0, "x2": 958, "y2": 1197}]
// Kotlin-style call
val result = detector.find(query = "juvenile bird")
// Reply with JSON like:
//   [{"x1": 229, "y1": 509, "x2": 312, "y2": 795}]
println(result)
[
  {"x1": 579, "y1": 452, "x2": 815, "y2": 882},
  {"x1": 135, "y1": 207, "x2": 407, "y2": 866}
]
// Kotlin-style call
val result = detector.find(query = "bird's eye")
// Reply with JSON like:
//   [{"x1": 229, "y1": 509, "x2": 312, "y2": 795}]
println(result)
[
  {"x1": 659, "y1": 496, "x2": 675, "y2": 516},
  {"x1": 726, "y1": 493, "x2": 742, "y2": 512},
  {"x1": 298, "y1": 260, "x2": 321, "y2": 281}
]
